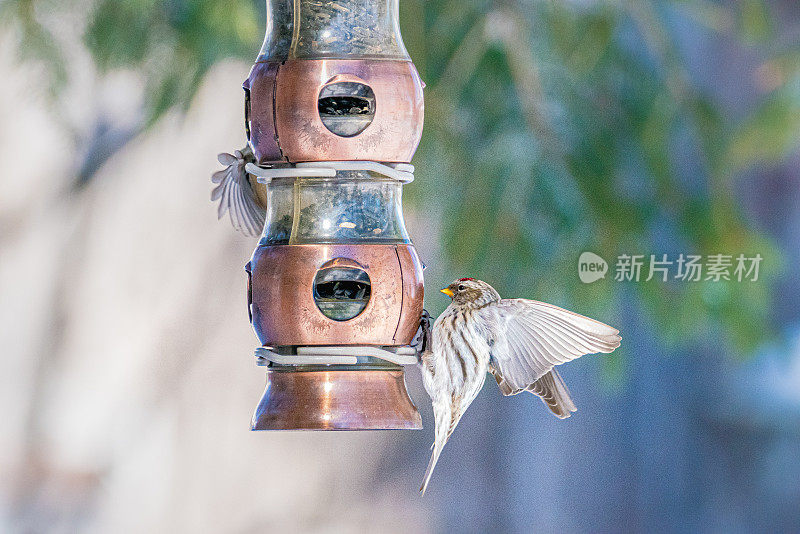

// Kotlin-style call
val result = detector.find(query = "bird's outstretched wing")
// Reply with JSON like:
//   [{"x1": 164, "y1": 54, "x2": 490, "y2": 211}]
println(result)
[
  {"x1": 482, "y1": 299, "x2": 620, "y2": 410},
  {"x1": 211, "y1": 146, "x2": 265, "y2": 237}
]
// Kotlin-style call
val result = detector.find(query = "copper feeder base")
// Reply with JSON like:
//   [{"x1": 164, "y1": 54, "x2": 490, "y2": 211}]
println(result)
[{"x1": 251, "y1": 368, "x2": 422, "y2": 431}]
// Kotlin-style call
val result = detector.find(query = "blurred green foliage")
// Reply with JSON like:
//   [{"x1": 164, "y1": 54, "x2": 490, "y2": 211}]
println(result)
[{"x1": 3, "y1": 0, "x2": 798, "y2": 370}]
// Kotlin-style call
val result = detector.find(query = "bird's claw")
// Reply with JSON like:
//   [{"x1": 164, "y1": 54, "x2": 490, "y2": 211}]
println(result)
[{"x1": 411, "y1": 309, "x2": 432, "y2": 359}]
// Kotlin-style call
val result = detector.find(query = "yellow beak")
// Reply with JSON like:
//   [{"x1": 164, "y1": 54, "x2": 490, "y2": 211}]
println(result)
[{"x1": 440, "y1": 287, "x2": 454, "y2": 298}]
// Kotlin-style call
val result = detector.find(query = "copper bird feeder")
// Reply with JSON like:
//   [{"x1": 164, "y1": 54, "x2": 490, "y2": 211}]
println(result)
[{"x1": 213, "y1": 0, "x2": 425, "y2": 430}]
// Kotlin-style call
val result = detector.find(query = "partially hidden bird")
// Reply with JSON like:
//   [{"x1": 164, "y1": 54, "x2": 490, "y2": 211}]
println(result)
[
  {"x1": 418, "y1": 278, "x2": 621, "y2": 495},
  {"x1": 211, "y1": 146, "x2": 265, "y2": 237}
]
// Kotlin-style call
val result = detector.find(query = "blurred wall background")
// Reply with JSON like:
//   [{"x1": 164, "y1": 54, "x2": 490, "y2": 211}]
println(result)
[{"x1": 1, "y1": 0, "x2": 800, "y2": 532}]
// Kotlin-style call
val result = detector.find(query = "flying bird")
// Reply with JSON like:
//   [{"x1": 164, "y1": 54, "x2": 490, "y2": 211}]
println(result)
[
  {"x1": 211, "y1": 145, "x2": 265, "y2": 237},
  {"x1": 418, "y1": 278, "x2": 621, "y2": 494}
]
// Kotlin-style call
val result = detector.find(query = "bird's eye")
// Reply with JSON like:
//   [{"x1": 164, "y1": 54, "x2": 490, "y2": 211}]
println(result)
[{"x1": 458, "y1": 285, "x2": 465, "y2": 291}]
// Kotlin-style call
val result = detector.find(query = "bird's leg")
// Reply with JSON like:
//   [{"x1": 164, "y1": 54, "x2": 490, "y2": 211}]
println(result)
[{"x1": 411, "y1": 309, "x2": 432, "y2": 361}]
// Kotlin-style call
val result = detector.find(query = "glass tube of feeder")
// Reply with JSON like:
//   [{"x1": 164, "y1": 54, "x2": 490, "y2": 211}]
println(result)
[{"x1": 257, "y1": 0, "x2": 409, "y2": 61}]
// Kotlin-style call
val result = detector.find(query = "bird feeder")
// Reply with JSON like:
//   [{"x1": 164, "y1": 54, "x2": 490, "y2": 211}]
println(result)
[
  {"x1": 245, "y1": 0, "x2": 423, "y2": 165},
  {"x1": 214, "y1": 0, "x2": 425, "y2": 430}
]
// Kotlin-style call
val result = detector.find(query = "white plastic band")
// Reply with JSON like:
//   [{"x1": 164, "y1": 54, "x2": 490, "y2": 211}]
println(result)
[
  {"x1": 255, "y1": 345, "x2": 419, "y2": 366},
  {"x1": 297, "y1": 161, "x2": 415, "y2": 183},
  {"x1": 246, "y1": 161, "x2": 414, "y2": 184},
  {"x1": 245, "y1": 163, "x2": 336, "y2": 181}
]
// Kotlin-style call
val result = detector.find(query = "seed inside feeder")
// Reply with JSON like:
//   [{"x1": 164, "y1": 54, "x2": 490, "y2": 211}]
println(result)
[
  {"x1": 318, "y1": 82, "x2": 375, "y2": 136},
  {"x1": 291, "y1": 0, "x2": 409, "y2": 59},
  {"x1": 313, "y1": 261, "x2": 372, "y2": 321},
  {"x1": 259, "y1": 172, "x2": 410, "y2": 245}
]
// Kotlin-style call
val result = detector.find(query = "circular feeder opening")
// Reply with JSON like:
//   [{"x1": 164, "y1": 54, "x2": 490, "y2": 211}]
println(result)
[
  {"x1": 318, "y1": 82, "x2": 375, "y2": 137},
  {"x1": 313, "y1": 259, "x2": 371, "y2": 321}
]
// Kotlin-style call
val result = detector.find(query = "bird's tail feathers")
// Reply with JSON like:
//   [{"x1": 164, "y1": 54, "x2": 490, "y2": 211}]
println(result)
[
  {"x1": 527, "y1": 368, "x2": 577, "y2": 419},
  {"x1": 421, "y1": 403, "x2": 451, "y2": 495},
  {"x1": 420, "y1": 443, "x2": 443, "y2": 496}
]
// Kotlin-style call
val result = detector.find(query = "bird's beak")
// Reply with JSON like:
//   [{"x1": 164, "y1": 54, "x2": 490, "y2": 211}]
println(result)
[{"x1": 440, "y1": 287, "x2": 454, "y2": 298}]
